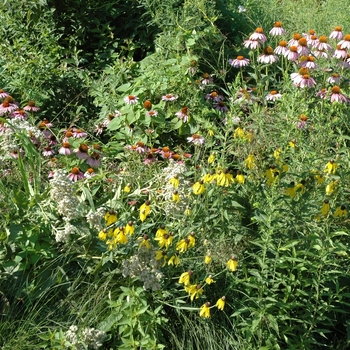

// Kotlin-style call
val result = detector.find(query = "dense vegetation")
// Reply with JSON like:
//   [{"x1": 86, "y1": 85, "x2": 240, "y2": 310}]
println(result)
[{"x1": 1, "y1": 0, "x2": 350, "y2": 349}]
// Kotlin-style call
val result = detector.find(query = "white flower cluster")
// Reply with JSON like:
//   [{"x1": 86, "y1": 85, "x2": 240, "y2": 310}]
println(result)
[
  {"x1": 7, "y1": 118, "x2": 42, "y2": 139},
  {"x1": 122, "y1": 245, "x2": 163, "y2": 291},
  {"x1": 86, "y1": 207, "x2": 105, "y2": 230},
  {"x1": 50, "y1": 169, "x2": 81, "y2": 221},
  {"x1": 0, "y1": 128, "x2": 20, "y2": 154},
  {"x1": 157, "y1": 159, "x2": 191, "y2": 213},
  {"x1": 54, "y1": 222, "x2": 77, "y2": 243},
  {"x1": 65, "y1": 325, "x2": 106, "y2": 350}
]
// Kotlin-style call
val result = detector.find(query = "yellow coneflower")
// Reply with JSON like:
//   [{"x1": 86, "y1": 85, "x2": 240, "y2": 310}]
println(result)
[
  {"x1": 216, "y1": 296, "x2": 226, "y2": 311},
  {"x1": 176, "y1": 237, "x2": 190, "y2": 253},
  {"x1": 227, "y1": 256, "x2": 238, "y2": 271},
  {"x1": 104, "y1": 210, "x2": 117, "y2": 226},
  {"x1": 125, "y1": 221, "x2": 134, "y2": 236},
  {"x1": 324, "y1": 159, "x2": 338, "y2": 174},
  {"x1": 285, "y1": 182, "x2": 297, "y2": 198},
  {"x1": 139, "y1": 234, "x2": 151, "y2": 250},
  {"x1": 98, "y1": 229, "x2": 107, "y2": 241},
  {"x1": 199, "y1": 302, "x2": 211, "y2": 318},
  {"x1": 155, "y1": 250, "x2": 168, "y2": 266},
  {"x1": 168, "y1": 253, "x2": 180, "y2": 267},
  {"x1": 321, "y1": 199, "x2": 330, "y2": 216},
  {"x1": 203, "y1": 171, "x2": 215, "y2": 184},
  {"x1": 179, "y1": 270, "x2": 193, "y2": 286},
  {"x1": 334, "y1": 205, "x2": 347, "y2": 218},
  {"x1": 186, "y1": 284, "x2": 204, "y2": 301},
  {"x1": 188, "y1": 232, "x2": 195, "y2": 248},
  {"x1": 208, "y1": 153, "x2": 216, "y2": 164},
  {"x1": 155, "y1": 232, "x2": 173, "y2": 249},
  {"x1": 205, "y1": 275, "x2": 215, "y2": 285},
  {"x1": 169, "y1": 175, "x2": 179, "y2": 188},
  {"x1": 139, "y1": 200, "x2": 151, "y2": 222},
  {"x1": 193, "y1": 180, "x2": 205, "y2": 194},
  {"x1": 204, "y1": 253, "x2": 212, "y2": 264},
  {"x1": 156, "y1": 225, "x2": 167, "y2": 238},
  {"x1": 216, "y1": 169, "x2": 234, "y2": 187},
  {"x1": 244, "y1": 154, "x2": 256, "y2": 170},
  {"x1": 184, "y1": 206, "x2": 192, "y2": 216},
  {"x1": 326, "y1": 181, "x2": 338, "y2": 195},
  {"x1": 236, "y1": 170, "x2": 245, "y2": 184},
  {"x1": 172, "y1": 190, "x2": 180, "y2": 202}
]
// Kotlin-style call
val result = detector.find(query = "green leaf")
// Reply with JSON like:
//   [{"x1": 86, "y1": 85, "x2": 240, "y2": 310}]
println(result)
[{"x1": 267, "y1": 314, "x2": 279, "y2": 334}]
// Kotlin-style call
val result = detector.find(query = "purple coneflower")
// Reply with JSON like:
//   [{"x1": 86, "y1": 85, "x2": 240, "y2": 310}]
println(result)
[
  {"x1": 315, "y1": 36, "x2": 332, "y2": 51},
  {"x1": 307, "y1": 35, "x2": 319, "y2": 48},
  {"x1": 59, "y1": 142, "x2": 72, "y2": 155},
  {"x1": 42, "y1": 147, "x2": 55, "y2": 157},
  {"x1": 333, "y1": 45, "x2": 348, "y2": 59},
  {"x1": 330, "y1": 26, "x2": 343, "y2": 40},
  {"x1": 338, "y1": 34, "x2": 350, "y2": 50},
  {"x1": 75, "y1": 143, "x2": 89, "y2": 160},
  {"x1": 205, "y1": 91, "x2": 224, "y2": 102},
  {"x1": 266, "y1": 90, "x2": 282, "y2": 101},
  {"x1": 201, "y1": 73, "x2": 212, "y2": 85},
  {"x1": 249, "y1": 27, "x2": 267, "y2": 42},
  {"x1": 86, "y1": 152, "x2": 101, "y2": 167},
  {"x1": 187, "y1": 134, "x2": 205, "y2": 145},
  {"x1": 0, "y1": 97, "x2": 18, "y2": 115},
  {"x1": 147, "y1": 110, "x2": 158, "y2": 117},
  {"x1": 102, "y1": 113, "x2": 116, "y2": 127},
  {"x1": 316, "y1": 88, "x2": 327, "y2": 99},
  {"x1": 313, "y1": 49, "x2": 330, "y2": 59},
  {"x1": 327, "y1": 73, "x2": 341, "y2": 84},
  {"x1": 175, "y1": 107, "x2": 189, "y2": 122},
  {"x1": 330, "y1": 86, "x2": 349, "y2": 103},
  {"x1": 10, "y1": 109, "x2": 28, "y2": 120},
  {"x1": 0, "y1": 89, "x2": 9, "y2": 99},
  {"x1": 297, "y1": 38, "x2": 310, "y2": 55},
  {"x1": 269, "y1": 21, "x2": 286, "y2": 36},
  {"x1": 290, "y1": 68, "x2": 309, "y2": 85},
  {"x1": 284, "y1": 46, "x2": 299, "y2": 61},
  {"x1": 243, "y1": 39, "x2": 260, "y2": 50},
  {"x1": 274, "y1": 41, "x2": 288, "y2": 55},
  {"x1": 23, "y1": 100, "x2": 40, "y2": 112},
  {"x1": 257, "y1": 46, "x2": 278, "y2": 64},
  {"x1": 288, "y1": 33, "x2": 302, "y2": 47},
  {"x1": 162, "y1": 94, "x2": 178, "y2": 101},
  {"x1": 214, "y1": 101, "x2": 228, "y2": 113},
  {"x1": 84, "y1": 168, "x2": 96, "y2": 178},
  {"x1": 143, "y1": 153, "x2": 156, "y2": 165},
  {"x1": 124, "y1": 95, "x2": 139, "y2": 105},
  {"x1": 68, "y1": 167, "x2": 84, "y2": 182},
  {"x1": 72, "y1": 128, "x2": 87, "y2": 138},
  {"x1": 299, "y1": 55, "x2": 318, "y2": 69},
  {"x1": 228, "y1": 56, "x2": 250, "y2": 68}
]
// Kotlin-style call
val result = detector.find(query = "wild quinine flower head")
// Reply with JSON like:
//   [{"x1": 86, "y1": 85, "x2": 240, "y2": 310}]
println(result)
[
  {"x1": 122, "y1": 245, "x2": 163, "y2": 291},
  {"x1": 50, "y1": 169, "x2": 81, "y2": 221}
]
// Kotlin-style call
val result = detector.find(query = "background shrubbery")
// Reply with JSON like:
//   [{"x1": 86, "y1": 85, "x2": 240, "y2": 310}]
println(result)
[{"x1": 1, "y1": 0, "x2": 350, "y2": 349}]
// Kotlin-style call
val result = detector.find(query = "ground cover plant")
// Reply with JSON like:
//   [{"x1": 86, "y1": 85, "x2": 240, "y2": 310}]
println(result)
[{"x1": 1, "y1": 0, "x2": 350, "y2": 349}]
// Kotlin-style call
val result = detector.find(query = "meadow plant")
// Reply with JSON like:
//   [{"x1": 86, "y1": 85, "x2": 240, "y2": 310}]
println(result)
[{"x1": 1, "y1": 3, "x2": 350, "y2": 349}]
